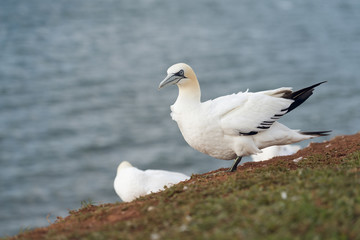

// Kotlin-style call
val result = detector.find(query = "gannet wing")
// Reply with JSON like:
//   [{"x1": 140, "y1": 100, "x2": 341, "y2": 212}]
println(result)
[
  {"x1": 256, "y1": 87, "x2": 293, "y2": 98},
  {"x1": 216, "y1": 91, "x2": 294, "y2": 136}
]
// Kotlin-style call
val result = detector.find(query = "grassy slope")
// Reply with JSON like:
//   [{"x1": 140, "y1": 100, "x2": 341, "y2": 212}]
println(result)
[{"x1": 6, "y1": 135, "x2": 360, "y2": 240}]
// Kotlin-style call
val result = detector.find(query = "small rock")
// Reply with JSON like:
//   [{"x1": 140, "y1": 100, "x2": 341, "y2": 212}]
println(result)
[
  {"x1": 151, "y1": 233, "x2": 160, "y2": 240},
  {"x1": 179, "y1": 224, "x2": 188, "y2": 232}
]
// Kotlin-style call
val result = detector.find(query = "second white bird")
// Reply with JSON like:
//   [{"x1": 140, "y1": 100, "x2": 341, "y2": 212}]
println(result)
[{"x1": 114, "y1": 161, "x2": 190, "y2": 202}]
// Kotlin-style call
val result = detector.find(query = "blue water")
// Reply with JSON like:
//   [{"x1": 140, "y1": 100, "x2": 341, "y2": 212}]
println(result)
[{"x1": 1, "y1": 0, "x2": 360, "y2": 236}]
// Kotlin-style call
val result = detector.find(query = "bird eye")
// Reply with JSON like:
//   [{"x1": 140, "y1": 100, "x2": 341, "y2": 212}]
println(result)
[{"x1": 178, "y1": 70, "x2": 184, "y2": 76}]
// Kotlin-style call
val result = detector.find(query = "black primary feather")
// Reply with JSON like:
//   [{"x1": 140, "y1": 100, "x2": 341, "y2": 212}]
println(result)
[{"x1": 283, "y1": 81, "x2": 327, "y2": 113}]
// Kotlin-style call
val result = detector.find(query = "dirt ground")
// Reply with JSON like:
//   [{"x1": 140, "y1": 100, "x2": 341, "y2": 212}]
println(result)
[{"x1": 10, "y1": 132, "x2": 360, "y2": 240}]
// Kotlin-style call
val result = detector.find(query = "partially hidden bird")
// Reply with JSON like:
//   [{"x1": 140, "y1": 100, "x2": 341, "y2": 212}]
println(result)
[
  {"x1": 159, "y1": 63, "x2": 330, "y2": 172},
  {"x1": 114, "y1": 161, "x2": 189, "y2": 202},
  {"x1": 251, "y1": 144, "x2": 301, "y2": 162}
]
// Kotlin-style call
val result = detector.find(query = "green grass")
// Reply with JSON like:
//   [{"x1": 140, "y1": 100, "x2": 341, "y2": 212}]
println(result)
[
  {"x1": 80, "y1": 199, "x2": 95, "y2": 209},
  {"x1": 7, "y1": 151, "x2": 360, "y2": 240}
]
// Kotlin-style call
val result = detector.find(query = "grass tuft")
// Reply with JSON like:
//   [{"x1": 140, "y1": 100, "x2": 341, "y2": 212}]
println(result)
[{"x1": 80, "y1": 199, "x2": 94, "y2": 209}]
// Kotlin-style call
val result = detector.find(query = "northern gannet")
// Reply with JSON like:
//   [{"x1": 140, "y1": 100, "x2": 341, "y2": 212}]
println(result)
[
  {"x1": 114, "y1": 161, "x2": 190, "y2": 202},
  {"x1": 159, "y1": 63, "x2": 330, "y2": 172},
  {"x1": 251, "y1": 145, "x2": 301, "y2": 162}
]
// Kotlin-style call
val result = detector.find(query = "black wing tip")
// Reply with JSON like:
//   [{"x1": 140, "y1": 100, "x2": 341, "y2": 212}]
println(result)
[
  {"x1": 285, "y1": 81, "x2": 327, "y2": 113},
  {"x1": 296, "y1": 81, "x2": 327, "y2": 96},
  {"x1": 301, "y1": 130, "x2": 332, "y2": 137},
  {"x1": 310, "y1": 81, "x2": 327, "y2": 88}
]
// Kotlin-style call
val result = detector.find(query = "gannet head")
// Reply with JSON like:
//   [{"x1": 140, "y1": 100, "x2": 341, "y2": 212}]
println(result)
[
  {"x1": 117, "y1": 161, "x2": 133, "y2": 173},
  {"x1": 159, "y1": 63, "x2": 197, "y2": 89}
]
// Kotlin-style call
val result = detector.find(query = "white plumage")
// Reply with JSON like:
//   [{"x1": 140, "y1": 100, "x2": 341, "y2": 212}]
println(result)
[
  {"x1": 251, "y1": 145, "x2": 301, "y2": 162},
  {"x1": 114, "y1": 161, "x2": 190, "y2": 202},
  {"x1": 159, "y1": 63, "x2": 329, "y2": 171}
]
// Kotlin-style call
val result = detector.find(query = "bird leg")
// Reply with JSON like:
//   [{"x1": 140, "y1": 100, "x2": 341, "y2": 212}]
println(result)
[{"x1": 228, "y1": 156, "x2": 242, "y2": 172}]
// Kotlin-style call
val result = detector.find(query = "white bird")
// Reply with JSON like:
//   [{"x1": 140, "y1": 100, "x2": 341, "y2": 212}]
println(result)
[
  {"x1": 251, "y1": 145, "x2": 301, "y2": 162},
  {"x1": 114, "y1": 161, "x2": 190, "y2": 202},
  {"x1": 159, "y1": 63, "x2": 330, "y2": 172}
]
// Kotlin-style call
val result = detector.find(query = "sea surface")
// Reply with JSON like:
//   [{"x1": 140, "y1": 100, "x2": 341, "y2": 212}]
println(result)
[{"x1": 1, "y1": 0, "x2": 360, "y2": 236}]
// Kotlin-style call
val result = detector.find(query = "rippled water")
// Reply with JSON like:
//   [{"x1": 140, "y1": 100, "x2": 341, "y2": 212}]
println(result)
[{"x1": 1, "y1": 0, "x2": 360, "y2": 236}]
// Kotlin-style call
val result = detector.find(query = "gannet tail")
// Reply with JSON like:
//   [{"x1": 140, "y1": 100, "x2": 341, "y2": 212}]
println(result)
[
  {"x1": 300, "y1": 130, "x2": 332, "y2": 137},
  {"x1": 284, "y1": 81, "x2": 327, "y2": 113}
]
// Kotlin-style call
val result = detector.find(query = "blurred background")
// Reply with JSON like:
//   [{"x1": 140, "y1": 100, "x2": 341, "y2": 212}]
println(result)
[{"x1": 1, "y1": 0, "x2": 359, "y2": 236}]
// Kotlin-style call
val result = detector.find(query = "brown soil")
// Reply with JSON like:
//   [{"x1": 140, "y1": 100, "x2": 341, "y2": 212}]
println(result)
[{"x1": 10, "y1": 132, "x2": 360, "y2": 240}]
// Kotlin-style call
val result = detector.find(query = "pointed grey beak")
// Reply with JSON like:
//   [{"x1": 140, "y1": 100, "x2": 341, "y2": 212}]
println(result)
[{"x1": 158, "y1": 74, "x2": 182, "y2": 89}]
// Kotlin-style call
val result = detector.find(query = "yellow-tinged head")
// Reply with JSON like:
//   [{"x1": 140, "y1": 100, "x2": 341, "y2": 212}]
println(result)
[
  {"x1": 159, "y1": 63, "x2": 198, "y2": 89},
  {"x1": 117, "y1": 161, "x2": 133, "y2": 174}
]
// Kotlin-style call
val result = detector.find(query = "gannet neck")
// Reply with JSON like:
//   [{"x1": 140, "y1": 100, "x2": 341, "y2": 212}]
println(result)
[{"x1": 175, "y1": 75, "x2": 201, "y2": 106}]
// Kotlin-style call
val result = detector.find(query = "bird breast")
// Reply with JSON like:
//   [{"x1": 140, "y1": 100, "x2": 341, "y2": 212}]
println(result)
[{"x1": 170, "y1": 104, "x2": 236, "y2": 160}]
